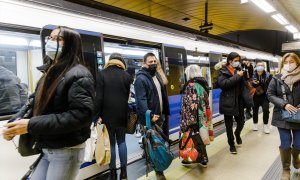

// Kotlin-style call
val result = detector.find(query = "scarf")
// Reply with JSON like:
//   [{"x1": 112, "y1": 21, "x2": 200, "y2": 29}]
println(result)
[
  {"x1": 104, "y1": 59, "x2": 125, "y2": 70},
  {"x1": 281, "y1": 66, "x2": 300, "y2": 90}
]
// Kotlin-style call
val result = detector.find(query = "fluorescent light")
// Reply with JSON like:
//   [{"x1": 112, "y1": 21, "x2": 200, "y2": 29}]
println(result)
[
  {"x1": 271, "y1": 13, "x2": 289, "y2": 25},
  {"x1": 285, "y1": 25, "x2": 299, "y2": 33},
  {"x1": 0, "y1": 35, "x2": 28, "y2": 46},
  {"x1": 251, "y1": 0, "x2": 276, "y2": 13},
  {"x1": 241, "y1": 0, "x2": 249, "y2": 4},
  {"x1": 294, "y1": 33, "x2": 300, "y2": 40}
]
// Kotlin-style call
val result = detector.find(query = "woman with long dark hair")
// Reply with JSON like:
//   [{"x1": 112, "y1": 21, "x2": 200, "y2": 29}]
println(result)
[{"x1": 3, "y1": 26, "x2": 95, "y2": 180}]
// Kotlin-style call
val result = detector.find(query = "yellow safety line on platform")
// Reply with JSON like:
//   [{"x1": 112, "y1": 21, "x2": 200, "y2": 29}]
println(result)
[{"x1": 137, "y1": 111, "x2": 266, "y2": 180}]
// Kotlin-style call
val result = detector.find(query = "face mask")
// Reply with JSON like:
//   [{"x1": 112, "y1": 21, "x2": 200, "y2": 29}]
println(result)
[
  {"x1": 45, "y1": 40, "x2": 63, "y2": 60},
  {"x1": 146, "y1": 64, "x2": 157, "y2": 76},
  {"x1": 283, "y1": 63, "x2": 297, "y2": 72},
  {"x1": 232, "y1": 62, "x2": 240, "y2": 68},
  {"x1": 256, "y1": 66, "x2": 265, "y2": 72}
]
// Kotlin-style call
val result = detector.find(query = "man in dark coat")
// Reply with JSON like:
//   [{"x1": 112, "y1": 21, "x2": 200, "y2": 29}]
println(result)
[
  {"x1": 94, "y1": 53, "x2": 133, "y2": 180},
  {"x1": 252, "y1": 61, "x2": 272, "y2": 133},
  {"x1": 217, "y1": 52, "x2": 253, "y2": 154},
  {"x1": 242, "y1": 58, "x2": 254, "y2": 119},
  {"x1": 134, "y1": 52, "x2": 170, "y2": 180}
]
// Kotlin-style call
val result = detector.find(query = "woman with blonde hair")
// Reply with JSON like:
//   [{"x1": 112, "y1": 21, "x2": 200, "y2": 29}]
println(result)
[{"x1": 267, "y1": 53, "x2": 300, "y2": 180}]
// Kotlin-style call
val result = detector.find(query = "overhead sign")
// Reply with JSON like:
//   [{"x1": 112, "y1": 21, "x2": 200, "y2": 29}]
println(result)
[{"x1": 282, "y1": 41, "x2": 300, "y2": 51}]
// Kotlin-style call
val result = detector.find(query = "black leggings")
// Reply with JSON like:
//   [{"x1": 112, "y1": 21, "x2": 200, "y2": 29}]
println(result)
[{"x1": 253, "y1": 96, "x2": 269, "y2": 125}]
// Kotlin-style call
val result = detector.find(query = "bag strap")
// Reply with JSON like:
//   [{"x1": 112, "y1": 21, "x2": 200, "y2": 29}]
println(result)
[
  {"x1": 21, "y1": 153, "x2": 43, "y2": 180},
  {"x1": 146, "y1": 110, "x2": 152, "y2": 130},
  {"x1": 274, "y1": 76, "x2": 288, "y2": 101},
  {"x1": 179, "y1": 131, "x2": 193, "y2": 150}
]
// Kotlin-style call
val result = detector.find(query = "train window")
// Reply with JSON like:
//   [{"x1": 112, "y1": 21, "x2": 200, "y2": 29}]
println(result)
[
  {"x1": 103, "y1": 42, "x2": 160, "y2": 78},
  {"x1": 0, "y1": 30, "x2": 42, "y2": 116},
  {"x1": 209, "y1": 53, "x2": 223, "y2": 89}
]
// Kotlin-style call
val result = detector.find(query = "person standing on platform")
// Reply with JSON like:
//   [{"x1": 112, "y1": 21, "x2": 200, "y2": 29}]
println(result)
[
  {"x1": 3, "y1": 26, "x2": 95, "y2": 180},
  {"x1": 134, "y1": 52, "x2": 170, "y2": 180},
  {"x1": 267, "y1": 53, "x2": 300, "y2": 180},
  {"x1": 242, "y1": 59, "x2": 254, "y2": 119},
  {"x1": 217, "y1": 52, "x2": 253, "y2": 154},
  {"x1": 252, "y1": 61, "x2": 272, "y2": 133},
  {"x1": 180, "y1": 65, "x2": 214, "y2": 167},
  {"x1": 95, "y1": 53, "x2": 133, "y2": 180}
]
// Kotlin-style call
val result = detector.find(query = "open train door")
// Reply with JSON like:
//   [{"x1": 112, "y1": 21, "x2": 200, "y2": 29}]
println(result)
[
  {"x1": 40, "y1": 25, "x2": 105, "y2": 82},
  {"x1": 162, "y1": 44, "x2": 187, "y2": 141}
]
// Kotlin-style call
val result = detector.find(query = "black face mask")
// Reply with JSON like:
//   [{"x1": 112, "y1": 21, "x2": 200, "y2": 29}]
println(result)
[{"x1": 144, "y1": 64, "x2": 157, "y2": 76}]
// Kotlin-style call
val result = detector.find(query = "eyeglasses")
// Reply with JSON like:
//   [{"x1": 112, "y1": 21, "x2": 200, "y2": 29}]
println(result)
[{"x1": 45, "y1": 35, "x2": 64, "y2": 43}]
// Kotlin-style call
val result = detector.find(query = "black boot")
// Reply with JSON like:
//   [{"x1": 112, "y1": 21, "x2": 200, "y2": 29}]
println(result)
[
  {"x1": 110, "y1": 169, "x2": 117, "y2": 180},
  {"x1": 120, "y1": 166, "x2": 127, "y2": 180}
]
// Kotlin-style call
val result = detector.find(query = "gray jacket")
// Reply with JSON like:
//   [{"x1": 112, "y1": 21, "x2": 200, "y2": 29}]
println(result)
[{"x1": 267, "y1": 74, "x2": 300, "y2": 130}]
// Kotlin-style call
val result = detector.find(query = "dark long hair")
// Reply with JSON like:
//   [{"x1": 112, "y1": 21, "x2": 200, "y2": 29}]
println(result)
[
  {"x1": 33, "y1": 26, "x2": 85, "y2": 116},
  {"x1": 226, "y1": 52, "x2": 240, "y2": 65}
]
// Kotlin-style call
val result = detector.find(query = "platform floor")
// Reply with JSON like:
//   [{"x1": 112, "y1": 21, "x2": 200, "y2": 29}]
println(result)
[{"x1": 136, "y1": 111, "x2": 299, "y2": 180}]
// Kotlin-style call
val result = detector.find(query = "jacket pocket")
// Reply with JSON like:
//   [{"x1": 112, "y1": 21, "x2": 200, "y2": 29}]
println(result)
[{"x1": 220, "y1": 92, "x2": 235, "y2": 108}]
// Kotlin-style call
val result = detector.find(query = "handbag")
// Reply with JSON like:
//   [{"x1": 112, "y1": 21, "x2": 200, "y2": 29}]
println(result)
[
  {"x1": 95, "y1": 123, "x2": 111, "y2": 166},
  {"x1": 126, "y1": 103, "x2": 138, "y2": 134},
  {"x1": 83, "y1": 122, "x2": 98, "y2": 162},
  {"x1": 279, "y1": 82, "x2": 300, "y2": 123},
  {"x1": 18, "y1": 133, "x2": 40, "y2": 157},
  {"x1": 179, "y1": 131, "x2": 198, "y2": 162}
]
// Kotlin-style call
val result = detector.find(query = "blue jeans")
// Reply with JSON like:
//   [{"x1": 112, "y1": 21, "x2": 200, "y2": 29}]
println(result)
[
  {"x1": 278, "y1": 128, "x2": 300, "y2": 150},
  {"x1": 30, "y1": 148, "x2": 84, "y2": 180},
  {"x1": 108, "y1": 127, "x2": 127, "y2": 169}
]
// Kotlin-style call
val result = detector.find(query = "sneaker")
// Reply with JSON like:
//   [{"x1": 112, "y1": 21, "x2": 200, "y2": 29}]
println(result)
[
  {"x1": 135, "y1": 132, "x2": 141, "y2": 138},
  {"x1": 263, "y1": 125, "x2": 270, "y2": 134},
  {"x1": 138, "y1": 137, "x2": 143, "y2": 144},
  {"x1": 155, "y1": 171, "x2": 166, "y2": 180},
  {"x1": 181, "y1": 160, "x2": 196, "y2": 166},
  {"x1": 253, "y1": 123, "x2": 258, "y2": 131},
  {"x1": 230, "y1": 146, "x2": 237, "y2": 154},
  {"x1": 246, "y1": 112, "x2": 252, "y2": 119},
  {"x1": 199, "y1": 161, "x2": 208, "y2": 168}
]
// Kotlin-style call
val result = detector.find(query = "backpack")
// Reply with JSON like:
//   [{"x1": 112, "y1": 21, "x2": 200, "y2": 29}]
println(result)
[{"x1": 142, "y1": 110, "x2": 173, "y2": 175}]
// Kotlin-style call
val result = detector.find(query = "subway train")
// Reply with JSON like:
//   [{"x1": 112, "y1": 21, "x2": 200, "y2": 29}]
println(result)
[{"x1": 0, "y1": 1, "x2": 281, "y2": 179}]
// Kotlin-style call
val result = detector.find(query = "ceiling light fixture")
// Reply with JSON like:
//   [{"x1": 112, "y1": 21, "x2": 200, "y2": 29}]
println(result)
[
  {"x1": 251, "y1": 0, "x2": 276, "y2": 13},
  {"x1": 271, "y1": 13, "x2": 289, "y2": 25},
  {"x1": 241, "y1": 0, "x2": 249, "y2": 4},
  {"x1": 285, "y1": 25, "x2": 299, "y2": 33}
]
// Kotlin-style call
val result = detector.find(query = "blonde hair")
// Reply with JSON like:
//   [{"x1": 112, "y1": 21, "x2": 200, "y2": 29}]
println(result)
[
  {"x1": 185, "y1": 65, "x2": 202, "y2": 81},
  {"x1": 280, "y1": 53, "x2": 300, "y2": 72},
  {"x1": 156, "y1": 60, "x2": 168, "y2": 85}
]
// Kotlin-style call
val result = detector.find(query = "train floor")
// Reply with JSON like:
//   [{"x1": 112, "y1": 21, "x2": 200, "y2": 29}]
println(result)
[{"x1": 92, "y1": 110, "x2": 300, "y2": 180}]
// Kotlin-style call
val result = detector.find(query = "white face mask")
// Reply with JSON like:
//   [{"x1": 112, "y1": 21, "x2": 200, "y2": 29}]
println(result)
[
  {"x1": 283, "y1": 63, "x2": 297, "y2": 72},
  {"x1": 256, "y1": 66, "x2": 265, "y2": 72},
  {"x1": 232, "y1": 62, "x2": 240, "y2": 68},
  {"x1": 45, "y1": 40, "x2": 63, "y2": 60}
]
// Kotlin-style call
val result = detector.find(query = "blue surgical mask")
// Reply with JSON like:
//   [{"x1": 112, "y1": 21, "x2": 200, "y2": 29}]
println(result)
[
  {"x1": 45, "y1": 40, "x2": 63, "y2": 60},
  {"x1": 232, "y1": 62, "x2": 240, "y2": 68},
  {"x1": 256, "y1": 66, "x2": 265, "y2": 72}
]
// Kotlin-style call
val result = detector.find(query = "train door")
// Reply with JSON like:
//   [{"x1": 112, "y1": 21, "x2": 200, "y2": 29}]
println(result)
[
  {"x1": 162, "y1": 45, "x2": 187, "y2": 141},
  {"x1": 102, "y1": 36, "x2": 162, "y2": 171},
  {"x1": 186, "y1": 51, "x2": 212, "y2": 107},
  {"x1": 208, "y1": 52, "x2": 224, "y2": 124},
  {"x1": 41, "y1": 25, "x2": 104, "y2": 180}
]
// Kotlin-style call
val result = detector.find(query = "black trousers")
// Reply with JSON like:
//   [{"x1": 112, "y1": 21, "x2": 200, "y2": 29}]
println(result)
[
  {"x1": 189, "y1": 125, "x2": 208, "y2": 163},
  {"x1": 224, "y1": 106, "x2": 245, "y2": 147},
  {"x1": 253, "y1": 95, "x2": 270, "y2": 125}
]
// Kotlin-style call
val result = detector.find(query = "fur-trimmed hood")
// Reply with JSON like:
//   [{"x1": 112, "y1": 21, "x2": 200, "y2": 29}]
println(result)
[{"x1": 214, "y1": 61, "x2": 226, "y2": 71}]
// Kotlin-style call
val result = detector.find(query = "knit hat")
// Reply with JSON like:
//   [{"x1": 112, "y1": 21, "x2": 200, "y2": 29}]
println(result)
[{"x1": 109, "y1": 53, "x2": 126, "y2": 68}]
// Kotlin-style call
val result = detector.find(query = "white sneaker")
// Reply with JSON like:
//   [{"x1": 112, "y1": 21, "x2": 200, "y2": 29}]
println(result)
[
  {"x1": 135, "y1": 132, "x2": 141, "y2": 138},
  {"x1": 264, "y1": 125, "x2": 270, "y2": 134},
  {"x1": 138, "y1": 137, "x2": 143, "y2": 144},
  {"x1": 253, "y1": 124, "x2": 258, "y2": 131}
]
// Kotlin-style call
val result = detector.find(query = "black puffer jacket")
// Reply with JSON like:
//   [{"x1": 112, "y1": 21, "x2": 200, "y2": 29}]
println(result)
[
  {"x1": 28, "y1": 64, "x2": 95, "y2": 149},
  {"x1": 94, "y1": 66, "x2": 133, "y2": 128},
  {"x1": 267, "y1": 74, "x2": 300, "y2": 130},
  {"x1": 217, "y1": 66, "x2": 253, "y2": 116}
]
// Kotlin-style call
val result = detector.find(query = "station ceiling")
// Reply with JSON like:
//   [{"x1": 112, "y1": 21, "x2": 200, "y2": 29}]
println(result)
[{"x1": 89, "y1": 0, "x2": 300, "y2": 35}]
